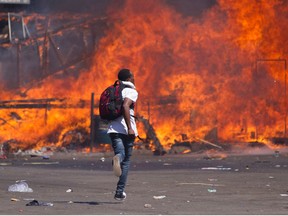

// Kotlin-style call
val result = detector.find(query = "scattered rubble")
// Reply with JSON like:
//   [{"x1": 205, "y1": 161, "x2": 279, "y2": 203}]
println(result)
[{"x1": 13, "y1": 146, "x2": 54, "y2": 158}]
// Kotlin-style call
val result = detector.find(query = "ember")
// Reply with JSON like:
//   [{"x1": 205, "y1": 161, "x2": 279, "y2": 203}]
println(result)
[{"x1": 0, "y1": 0, "x2": 287, "y2": 154}]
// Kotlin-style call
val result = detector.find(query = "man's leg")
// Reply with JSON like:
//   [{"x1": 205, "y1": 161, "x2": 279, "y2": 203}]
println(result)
[
  {"x1": 116, "y1": 135, "x2": 133, "y2": 194},
  {"x1": 110, "y1": 133, "x2": 124, "y2": 177},
  {"x1": 109, "y1": 134, "x2": 134, "y2": 200}
]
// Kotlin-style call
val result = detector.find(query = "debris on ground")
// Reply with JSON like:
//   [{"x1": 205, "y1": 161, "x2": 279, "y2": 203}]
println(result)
[
  {"x1": 201, "y1": 166, "x2": 232, "y2": 171},
  {"x1": 0, "y1": 162, "x2": 12, "y2": 166},
  {"x1": 11, "y1": 198, "x2": 20, "y2": 201},
  {"x1": 66, "y1": 188, "x2": 73, "y2": 193},
  {"x1": 22, "y1": 161, "x2": 59, "y2": 165},
  {"x1": 153, "y1": 195, "x2": 166, "y2": 199},
  {"x1": 8, "y1": 180, "x2": 33, "y2": 193},
  {"x1": 14, "y1": 147, "x2": 54, "y2": 158},
  {"x1": 144, "y1": 203, "x2": 152, "y2": 208},
  {"x1": 42, "y1": 155, "x2": 50, "y2": 160},
  {"x1": 207, "y1": 189, "x2": 217, "y2": 193},
  {"x1": 26, "y1": 199, "x2": 53, "y2": 206},
  {"x1": 177, "y1": 182, "x2": 224, "y2": 187}
]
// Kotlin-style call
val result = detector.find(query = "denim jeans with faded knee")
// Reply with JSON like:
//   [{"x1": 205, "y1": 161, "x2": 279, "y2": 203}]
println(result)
[{"x1": 109, "y1": 133, "x2": 134, "y2": 194}]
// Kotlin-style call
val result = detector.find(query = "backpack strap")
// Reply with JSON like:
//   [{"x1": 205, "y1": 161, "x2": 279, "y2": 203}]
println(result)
[
  {"x1": 115, "y1": 80, "x2": 135, "y2": 110},
  {"x1": 114, "y1": 80, "x2": 122, "y2": 87}
]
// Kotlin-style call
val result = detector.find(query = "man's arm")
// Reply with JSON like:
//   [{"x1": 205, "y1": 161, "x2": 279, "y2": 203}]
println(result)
[{"x1": 122, "y1": 97, "x2": 135, "y2": 138}]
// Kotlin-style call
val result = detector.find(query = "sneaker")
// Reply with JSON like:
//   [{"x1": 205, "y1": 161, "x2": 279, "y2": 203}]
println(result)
[
  {"x1": 112, "y1": 155, "x2": 122, "y2": 177},
  {"x1": 114, "y1": 192, "x2": 126, "y2": 201}
]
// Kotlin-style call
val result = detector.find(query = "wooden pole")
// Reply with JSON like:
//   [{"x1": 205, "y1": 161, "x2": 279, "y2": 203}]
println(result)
[
  {"x1": 193, "y1": 137, "x2": 223, "y2": 149},
  {"x1": 90, "y1": 92, "x2": 95, "y2": 153}
]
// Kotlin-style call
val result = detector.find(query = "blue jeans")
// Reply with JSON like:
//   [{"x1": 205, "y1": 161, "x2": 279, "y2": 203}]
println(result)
[{"x1": 109, "y1": 133, "x2": 134, "y2": 194}]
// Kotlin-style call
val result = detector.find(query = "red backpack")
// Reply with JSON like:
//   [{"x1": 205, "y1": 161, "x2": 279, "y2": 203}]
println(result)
[{"x1": 99, "y1": 80, "x2": 127, "y2": 121}]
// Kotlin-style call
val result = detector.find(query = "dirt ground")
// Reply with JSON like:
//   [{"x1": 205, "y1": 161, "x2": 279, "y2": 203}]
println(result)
[{"x1": 0, "y1": 148, "x2": 288, "y2": 215}]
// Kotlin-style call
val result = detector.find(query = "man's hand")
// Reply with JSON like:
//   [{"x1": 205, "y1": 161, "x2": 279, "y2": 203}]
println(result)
[{"x1": 128, "y1": 128, "x2": 136, "y2": 139}]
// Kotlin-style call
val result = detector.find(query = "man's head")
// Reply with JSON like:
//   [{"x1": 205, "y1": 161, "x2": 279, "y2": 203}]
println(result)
[{"x1": 118, "y1": 68, "x2": 134, "y2": 83}]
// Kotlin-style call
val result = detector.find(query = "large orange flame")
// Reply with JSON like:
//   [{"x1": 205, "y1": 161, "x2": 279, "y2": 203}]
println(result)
[{"x1": 0, "y1": 0, "x2": 287, "y2": 152}]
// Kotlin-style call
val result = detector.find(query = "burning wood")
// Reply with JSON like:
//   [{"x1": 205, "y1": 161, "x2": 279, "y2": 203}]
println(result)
[
  {"x1": 137, "y1": 116, "x2": 166, "y2": 155},
  {"x1": 58, "y1": 127, "x2": 89, "y2": 150},
  {"x1": 0, "y1": 117, "x2": 16, "y2": 128},
  {"x1": 193, "y1": 137, "x2": 223, "y2": 150},
  {"x1": 0, "y1": 98, "x2": 88, "y2": 109}
]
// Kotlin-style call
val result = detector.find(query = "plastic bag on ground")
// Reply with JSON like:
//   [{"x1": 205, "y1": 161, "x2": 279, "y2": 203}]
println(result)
[
  {"x1": 26, "y1": 199, "x2": 53, "y2": 206},
  {"x1": 8, "y1": 180, "x2": 33, "y2": 192}
]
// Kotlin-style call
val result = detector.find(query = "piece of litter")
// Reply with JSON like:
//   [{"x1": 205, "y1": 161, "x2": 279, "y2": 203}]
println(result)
[
  {"x1": 144, "y1": 203, "x2": 152, "y2": 208},
  {"x1": 177, "y1": 182, "x2": 224, "y2": 187},
  {"x1": 208, "y1": 189, "x2": 217, "y2": 193},
  {"x1": 201, "y1": 167, "x2": 231, "y2": 171},
  {"x1": 66, "y1": 188, "x2": 73, "y2": 193},
  {"x1": 23, "y1": 198, "x2": 35, "y2": 201},
  {"x1": 163, "y1": 163, "x2": 172, "y2": 166},
  {"x1": 8, "y1": 180, "x2": 33, "y2": 193},
  {"x1": 280, "y1": 194, "x2": 288, "y2": 197},
  {"x1": 0, "y1": 163, "x2": 12, "y2": 166},
  {"x1": 153, "y1": 195, "x2": 166, "y2": 199},
  {"x1": 11, "y1": 198, "x2": 20, "y2": 201},
  {"x1": 23, "y1": 162, "x2": 59, "y2": 165},
  {"x1": 26, "y1": 199, "x2": 53, "y2": 206}
]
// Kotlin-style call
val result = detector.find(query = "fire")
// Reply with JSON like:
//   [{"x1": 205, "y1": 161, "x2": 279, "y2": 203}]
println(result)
[
  {"x1": 81, "y1": 144, "x2": 112, "y2": 154},
  {"x1": 0, "y1": 0, "x2": 288, "y2": 153}
]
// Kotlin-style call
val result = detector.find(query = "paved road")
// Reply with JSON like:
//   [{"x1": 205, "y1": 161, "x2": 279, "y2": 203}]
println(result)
[{"x1": 0, "y1": 151, "x2": 287, "y2": 215}]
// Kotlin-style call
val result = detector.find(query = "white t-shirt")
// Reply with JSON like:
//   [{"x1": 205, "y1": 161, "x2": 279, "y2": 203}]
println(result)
[{"x1": 107, "y1": 81, "x2": 138, "y2": 136}]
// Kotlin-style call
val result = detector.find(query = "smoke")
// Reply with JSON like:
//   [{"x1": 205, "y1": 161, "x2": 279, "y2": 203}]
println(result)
[
  {"x1": 0, "y1": 0, "x2": 217, "y2": 17},
  {"x1": 0, "y1": 0, "x2": 116, "y2": 15},
  {"x1": 166, "y1": 0, "x2": 217, "y2": 18}
]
